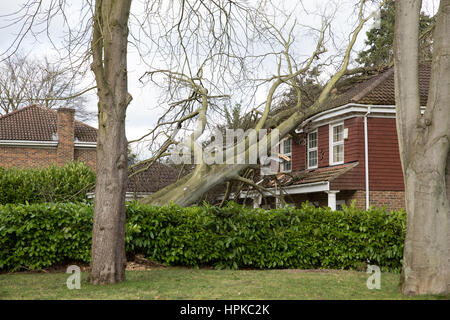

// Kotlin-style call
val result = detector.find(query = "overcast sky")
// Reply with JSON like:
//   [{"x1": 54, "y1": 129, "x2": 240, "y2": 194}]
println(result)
[{"x1": 0, "y1": 0, "x2": 439, "y2": 160}]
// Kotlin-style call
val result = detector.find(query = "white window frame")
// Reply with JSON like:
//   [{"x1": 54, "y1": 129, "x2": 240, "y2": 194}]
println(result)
[
  {"x1": 336, "y1": 200, "x2": 346, "y2": 211},
  {"x1": 329, "y1": 122, "x2": 345, "y2": 165},
  {"x1": 280, "y1": 138, "x2": 292, "y2": 173},
  {"x1": 307, "y1": 129, "x2": 318, "y2": 169}
]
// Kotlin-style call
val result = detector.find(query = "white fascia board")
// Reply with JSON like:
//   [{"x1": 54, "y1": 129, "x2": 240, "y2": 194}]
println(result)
[
  {"x1": 296, "y1": 104, "x2": 426, "y2": 133},
  {"x1": 74, "y1": 141, "x2": 97, "y2": 148},
  {"x1": 295, "y1": 104, "x2": 395, "y2": 133},
  {"x1": 0, "y1": 140, "x2": 97, "y2": 148},
  {"x1": 0, "y1": 140, "x2": 58, "y2": 147},
  {"x1": 281, "y1": 181, "x2": 330, "y2": 195},
  {"x1": 87, "y1": 192, "x2": 151, "y2": 200},
  {"x1": 217, "y1": 181, "x2": 330, "y2": 200}
]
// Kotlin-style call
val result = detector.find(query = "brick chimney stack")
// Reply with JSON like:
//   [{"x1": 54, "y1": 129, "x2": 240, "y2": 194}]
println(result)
[{"x1": 56, "y1": 108, "x2": 75, "y2": 166}]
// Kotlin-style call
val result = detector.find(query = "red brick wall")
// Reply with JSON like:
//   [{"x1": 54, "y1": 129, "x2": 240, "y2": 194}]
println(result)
[
  {"x1": 56, "y1": 108, "x2": 75, "y2": 166},
  {"x1": 74, "y1": 148, "x2": 96, "y2": 171},
  {"x1": 0, "y1": 108, "x2": 97, "y2": 171},
  {"x1": 341, "y1": 190, "x2": 405, "y2": 211},
  {"x1": 0, "y1": 146, "x2": 57, "y2": 169},
  {"x1": 261, "y1": 189, "x2": 405, "y2": 211},
  {"x1": 0, "y1": 145, "x2": 96, "y2": 171}
]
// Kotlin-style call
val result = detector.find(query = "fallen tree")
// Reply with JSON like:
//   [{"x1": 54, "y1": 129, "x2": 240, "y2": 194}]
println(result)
[{"x1": 139, "y1": 1, "x2": 384, "y2": 207}]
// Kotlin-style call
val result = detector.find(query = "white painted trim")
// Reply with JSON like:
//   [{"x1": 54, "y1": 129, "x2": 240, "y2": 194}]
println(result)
[
  {"x1": 0, "y1": 140, "x2": 97, "y2": 148},
  {"x1": 87, "y1": 191, "x2": 151, "y2": 201},
  {"x1": 282, "y1": 181, "x2": 330, "y2": 195},
  {"x1": 74, "y1": 141, "x2": 97, "y2": 148},
  {"x1": 329, "y1": 122, "x2": 345, "y2": 166},
  {"x1": 280, "y1": 137, "x2": 292, "y2": 173},
  {"x1": 364, "y1": 107, "x2": 371, "y2": 210},
  {"x1": 326, "y1": 190, "x2": 339, "y2": 211},
  {"x1": 295, "y1": 104, "x2": 426, "y2": 133},
  {"x1": 216, "y1": 181, "x2": 330, "y2": 201},
  {"x1": 307, "y1": 129, "x2": 318, "y2": 169},
  {"x1": 0, "y1": 140, "x2": 58, "y2": 147}
]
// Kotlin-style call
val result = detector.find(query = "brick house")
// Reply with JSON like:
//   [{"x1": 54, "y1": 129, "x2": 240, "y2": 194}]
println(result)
[
  {"x1": 0, "y1": 104, "x2": 182, "y2": 200},
  {"x1": 0, "y1": 105, "x2": 97, "y2": 170},
  {"x1": 245, "y1": 64, "x2": 431, "y2": 211}
]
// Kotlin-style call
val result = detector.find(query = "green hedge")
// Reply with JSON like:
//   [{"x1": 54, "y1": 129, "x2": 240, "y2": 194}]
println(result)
[
  {"x1": 0, "y1": 162, "x2": 95, "y2": 204},
  {"x1": 0, "y1": 202, "x2": 406, "y2": 272}
]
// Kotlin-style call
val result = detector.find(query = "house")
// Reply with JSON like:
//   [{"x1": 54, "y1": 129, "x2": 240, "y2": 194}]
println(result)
[
  {"x1": 245, "y1": 64, "x2": 431, "y2": 211},
  {"x1": 0, "y1": 105, "x2": 97, "y2": 169},
  {"x1": 0, "y1": 104, "x2": 182, "y2": 200}
]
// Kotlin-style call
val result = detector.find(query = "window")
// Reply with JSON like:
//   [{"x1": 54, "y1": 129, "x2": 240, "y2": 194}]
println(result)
[
  {"x1": 330, "y1": 123, "x2": 344, "y2": 165},
  {"x1": 336, "y1": 200, "x2": 346, "y2": 211},
  {"x1": 280, "y1": 138, "x2": 292, "y2": 172},
  {"x1": 307, "y1": 130, "x2": 318, "y2": 169}
]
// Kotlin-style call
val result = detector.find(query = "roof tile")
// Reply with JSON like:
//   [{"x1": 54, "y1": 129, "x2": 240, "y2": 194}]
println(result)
[{"x1": 0, "y1": 105, "x2": 97, "y2": 142}]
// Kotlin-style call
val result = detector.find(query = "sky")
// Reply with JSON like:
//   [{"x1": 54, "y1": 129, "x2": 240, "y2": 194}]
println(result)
[{"x1": 0, "y1": 0, "x2": 439, "y2": 160}]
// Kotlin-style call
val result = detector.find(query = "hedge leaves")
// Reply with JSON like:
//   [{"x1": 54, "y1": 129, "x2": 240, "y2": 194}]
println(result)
[{"x1": 0, "y1": 201, "x2": 406, "y2": 272}]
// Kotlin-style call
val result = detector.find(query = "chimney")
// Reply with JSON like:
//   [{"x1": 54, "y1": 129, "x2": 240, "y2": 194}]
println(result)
[{"x1": 56, "y1": 108, "x2": 75, "y2": 166}]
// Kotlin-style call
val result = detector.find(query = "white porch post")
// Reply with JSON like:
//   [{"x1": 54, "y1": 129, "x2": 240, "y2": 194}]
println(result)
[{"x1": 326, "y1": 191, "x2": 340, "y2": 211}]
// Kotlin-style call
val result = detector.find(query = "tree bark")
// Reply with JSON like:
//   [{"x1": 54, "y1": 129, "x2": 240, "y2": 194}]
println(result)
[
  {"x1": 141, "y1": 109, "x2": 308, "y2": 206},
  {"x1": 90, "y1": 0, "x2": 132, "y2": 285},
  {"x1": 395, "y1": 0, "x2": 450, "y2": 295},
  {"x1": 140, "y1": 2, "x2": 379, "y2": 207}
]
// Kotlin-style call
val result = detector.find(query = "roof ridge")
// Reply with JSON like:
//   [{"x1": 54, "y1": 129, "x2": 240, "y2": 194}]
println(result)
[
  {"x1": 74, "y1": 119, "x2": 98, "y2": 131},
  {"x1": 351, "y1": 68, "x2": 395, "y2": 102},
  {"x1": 0, "y1": 104, "x2": 48, "y2": 121}
]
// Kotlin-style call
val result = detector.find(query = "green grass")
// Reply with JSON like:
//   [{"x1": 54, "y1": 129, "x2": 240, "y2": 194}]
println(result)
[{"x1": 0, "y1": 268, "x2": 448, "y2": 300}]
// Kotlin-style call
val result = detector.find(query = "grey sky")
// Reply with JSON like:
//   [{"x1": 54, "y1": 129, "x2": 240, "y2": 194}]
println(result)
[{"x1": 0, "y1": 0, "x2": 439, "y2": 160}]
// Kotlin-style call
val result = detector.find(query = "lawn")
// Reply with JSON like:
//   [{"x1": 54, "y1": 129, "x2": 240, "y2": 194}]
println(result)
[{"x1": 0, "y1": 267, "x2": 448, "y2": 300}]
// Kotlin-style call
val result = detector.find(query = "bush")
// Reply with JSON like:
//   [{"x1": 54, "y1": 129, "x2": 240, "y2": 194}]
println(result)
[
  {"x1": 0, "y1": 162, "x2": 95, "y2": 204},
  {"x1": 0, "y1": 201, "x2": 406, "y2": 272},
  {"x1": 0, "y1": 202, "x2": 93, "y2": 270}
]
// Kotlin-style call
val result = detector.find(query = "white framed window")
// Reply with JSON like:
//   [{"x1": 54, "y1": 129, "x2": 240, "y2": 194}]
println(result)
[
  {"x1": 330, "y1": 123, "x2": 345, "y2": 165},
  {"x1": 307, "y1": 130, "x2": 318, "y2": 169},
  {"x1": 280, "y1": 138, "x2": 292, "y2": 172},
  {"x1": 336, "y1": 200, "x2": 346, "y2": 211}
]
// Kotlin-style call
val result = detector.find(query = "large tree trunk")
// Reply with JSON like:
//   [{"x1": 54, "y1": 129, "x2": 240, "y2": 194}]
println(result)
[
  {"x1": 141, "y1": 164, "x2": 249, "y2": 206},
  {"x1": 395, "y1": 0, "x2": 450, "y2": 295},
  {"x1": 140, "y1": 2, "x2": 375, "y2": 207},
  {"x1": 141, "y1": 110, "x2": 308, "y2": 206},
  {"x1": 90, "y1": 0, "x2": 132, "y2": 285}
]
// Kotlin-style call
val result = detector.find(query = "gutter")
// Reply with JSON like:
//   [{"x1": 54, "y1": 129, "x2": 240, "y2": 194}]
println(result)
[
  {"x1": 295, "y1": 103, "x2": 426, "y2": 133},
  {"x1": 216, "y1": 181, "x2": 330, "y2": 201},
  {"x1": 74, "y1": 141, "x2": 97, "y2": 148},
  {"x1": 364, "y1": 106, "x2": 371, "y2": 210},
  {"x1": 0, "y1": 140, "x2": 58, "y2": 147},
  {"x1": 0, "y1": 140, "x2": 97, "y2": 148}
]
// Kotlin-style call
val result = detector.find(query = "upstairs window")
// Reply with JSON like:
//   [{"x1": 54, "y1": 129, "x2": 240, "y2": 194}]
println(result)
[
  {"x1": 307, "y1": 130, "x2": 318, "y2": 169},
  {"x1": 330, "y1": 123, "x2": 344, "y2": 165},
  {"x1": 280, "y1": 138, "x2": 292, "y2": 172}
]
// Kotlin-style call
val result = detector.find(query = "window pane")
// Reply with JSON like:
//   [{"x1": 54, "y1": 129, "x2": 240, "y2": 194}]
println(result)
[
  {"x1": 283, "y1": 139, "x2": 291, "y2": 154},
  {"x1": 333, "y1": 125, "x2": 343, "y2": 143},
  {"x1": 333, "y1": 144, "x2": 344, "y2": 163},
  {"x1": 308, "y1": 150, "x2": 317, "y2": 168},
  {"x1": 308, "y1": 132, "x2": 317, "y2": 149},
  {"x1": 283, "y1": 160, "x2": 292, "y2": 171}
]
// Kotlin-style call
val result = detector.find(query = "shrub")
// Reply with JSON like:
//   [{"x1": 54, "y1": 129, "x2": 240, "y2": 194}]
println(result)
[
  {"x1": 0, "y1": 202, "x2": 93, "y2": 270},
  {"x1": 0, "y1": 162, "x2": 95, "y2": 204},
  {"x1": 0, "y1": 201, "x2": 406, "y2": 272}
]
